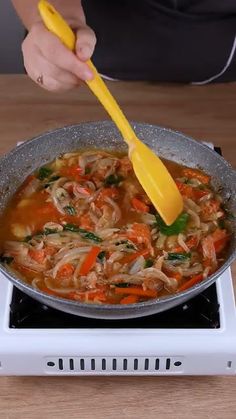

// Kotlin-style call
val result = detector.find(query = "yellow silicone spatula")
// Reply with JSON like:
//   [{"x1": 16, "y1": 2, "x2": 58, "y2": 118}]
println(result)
[{"x1": 38, "y1": 0, "x2": 183, "y2": 225}]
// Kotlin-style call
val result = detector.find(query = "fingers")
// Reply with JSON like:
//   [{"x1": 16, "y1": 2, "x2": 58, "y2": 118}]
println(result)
[
  {"x1": 22, "y1": 42, "x2": 80, "y2": 92},
  {"x1": 22, "y1": 22, "x2": 96, "y2": 92},
  {"x1": 30, "y1": 22, "x2": 94, "y2": 81},
  {"x1": 75, "y1": 26, "x2": 97, "y2": 62}
]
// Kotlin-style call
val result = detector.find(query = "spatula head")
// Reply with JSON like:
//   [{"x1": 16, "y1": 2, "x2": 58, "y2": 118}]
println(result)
[{"x1": 130, "y1": 139, "x2": 183, "y2": 225}]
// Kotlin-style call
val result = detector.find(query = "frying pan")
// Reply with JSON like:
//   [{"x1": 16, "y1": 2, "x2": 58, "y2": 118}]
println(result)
[{"x1": 0, "y1": 121, "x2": 235, "y2": 319}]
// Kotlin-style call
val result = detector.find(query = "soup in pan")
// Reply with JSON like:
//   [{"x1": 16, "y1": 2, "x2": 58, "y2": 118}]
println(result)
[{"x1": 0, "y1": 150, "x2": 231, "y2": 305}]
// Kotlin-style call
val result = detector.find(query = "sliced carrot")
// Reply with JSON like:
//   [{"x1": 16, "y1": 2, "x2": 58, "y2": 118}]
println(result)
[
  {"x1": 79, "y1": 213, "x2": 94, "y2": 230},
  {"x1": 57, "y1": 263, "x2": 75, "y2": 279},
  {"x1": 28, "y1": 248, "x2": 46, "y2": 264},
  {"x1": 120, "y1": 295, "x2": 139, "y2": 304},
  {"x1": 176, "y1": 181, "x2": 195, "y2": 199},
  {"x1": 79, "y1": 246, "x2": 101, "y2": 276},
  {"x1": 214, "y1": 237, "x2": 230, "y2": 253},
  {"x1": 211, "y1": 229, "x2": 230, "y2": 253},
  {"x1": 127, "y1": 223, "x2": 151, "y2": 246},
  {"x1": 182, "y1": 168, "x2": 210, "y2": 184},
  {"x1": 131, "y1": 197, "x2": 149, "y2": 213},
  {"x1": 115, "y1": 287, "x2": 157, "y2": 298},
  {"x1": 122, "y1": 249, "x2": 150, "y2": 264},
  {"x1": 178, "y1": 274, "x2": 204, "y2": 292},
  {"x1": 194, "y1": 188, "x2": 211, "y2": 199},
  {"x1": 211, "y1": 228, "x2": 227, "y2": 242},
  {"x1": 60, "y1": 165, "x2": 83, "y2": 180}
]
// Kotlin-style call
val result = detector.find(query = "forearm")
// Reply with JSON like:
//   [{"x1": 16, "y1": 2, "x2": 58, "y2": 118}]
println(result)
[{"x1": 11, "y1": 0, "x2": 85, "y2": 30}]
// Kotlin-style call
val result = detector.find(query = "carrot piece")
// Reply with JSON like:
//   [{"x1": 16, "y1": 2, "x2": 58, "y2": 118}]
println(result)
[
  {"x1": 194, "y1": 188, "x2": 211, "y2": 200},
  {"x1": 57, "y1": 263, "x2": 75, "y2": 279},
  {"x1": 127, "y1": 223, "x2": 151, "y2": 246},
  {"x1": 60, "y1": 165, "x2": 82, "y2": 180},
  {"x1": 28, "y1": 248, "x2": 45, "y2": 264},
  {"x1": 178, "y1": 274, "x2": 204, "y2": 292},
  {"x1": 176, "y1": 181, "x2": 195, "y2": 199},
  {"x1": 214, "y1": 237, "x2": 229, "y2": 253},
  {"x1": 79, "y1": 214, "x2": 94, "y2": 230},
  {"x1": 122, "y1": 249, "x2": 150, "y2": 264},
  {"x1": 211, "y1": 229, "x2": 230, "y2": 253},
  {"x1": 182, "y1": 168, "x2": 210, "y2": 184},
  {"x1": 131, "y1": 197, "x2": 149, "y2": 213},
  {"x1": 115, "y1": 287, "x2": 157, "y2": 298},
  {"x1": 79, "y1": 246, "x2": 101, "y2": 276},
  {"x1": 120, "y1": 295, "x2": 139, "y2": 304}
]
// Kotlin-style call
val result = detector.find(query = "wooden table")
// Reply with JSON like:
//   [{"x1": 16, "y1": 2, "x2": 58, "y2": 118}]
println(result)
[{"x1": 0, "y1": 75, "x2": 235, "y2": 419}]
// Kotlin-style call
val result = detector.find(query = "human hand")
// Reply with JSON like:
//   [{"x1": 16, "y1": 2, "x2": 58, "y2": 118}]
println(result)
[{"x1": 22, "y1": 21, "x2": 96, "y2": 91}]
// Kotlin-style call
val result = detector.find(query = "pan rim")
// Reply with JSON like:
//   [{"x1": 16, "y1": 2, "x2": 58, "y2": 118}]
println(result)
[{"x1": 0, "y1": 120, "x2": 235, "y2": 314}]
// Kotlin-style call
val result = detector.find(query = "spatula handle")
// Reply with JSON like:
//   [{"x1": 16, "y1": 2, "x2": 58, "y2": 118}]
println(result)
[{"x1": 38, "y1": 0, "x2": 136, "y2": 145}]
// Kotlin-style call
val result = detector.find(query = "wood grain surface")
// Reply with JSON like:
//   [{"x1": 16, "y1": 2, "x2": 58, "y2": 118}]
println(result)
[{"x1": 0, "y1": 75, "x2": 235, "y2": 419}]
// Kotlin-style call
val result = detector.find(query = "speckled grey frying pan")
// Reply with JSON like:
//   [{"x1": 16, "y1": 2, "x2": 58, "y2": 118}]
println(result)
[{"x1": 0, "y1": 121, "x2": 235, "y2": 319}]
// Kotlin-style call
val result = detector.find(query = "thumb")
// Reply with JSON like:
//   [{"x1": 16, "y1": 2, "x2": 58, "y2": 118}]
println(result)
[{"x1": 75, "y1": 25, "x2": 96, "y2": 62}]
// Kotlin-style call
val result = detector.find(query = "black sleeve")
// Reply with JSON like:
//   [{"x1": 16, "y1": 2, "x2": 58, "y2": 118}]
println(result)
[{"x1": 83, "y1": 0, "x2": 236, "y2": 83}]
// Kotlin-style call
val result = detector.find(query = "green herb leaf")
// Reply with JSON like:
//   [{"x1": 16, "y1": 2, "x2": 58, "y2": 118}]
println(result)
[
  {"x1": 63, "y1": 223, "x2": 80, "y2": 232},
  {"x1": 218, "y1": 219, "x2": 225, "y2": 229},
  {"x1": 78, "y1": 228, "x2": 102, "y2": 243},
  {"x1": 44, "y1": 228, "x2": 58, "y2": 235},
  {"x1": 63, "y1": 224, "x2": 102, "y2": 243},
  {"x1": 44, "y1": 175, "x2": 60, "y2": 188},
  {"x1": 24, "y1": 235, "x2": 32, "y2": 242},
  {"x1": 0, "y1": 255, "x2": 14, "y2": 264},
  {"x1": 198, "y1": 184, "x2": 209, "y2": 191},
  {"x1": 37, "y1": 167, "x2": 53, "y2": 180},
  {"x1": 97, "y1": 251, "x2": 106, "y2": 262},
  {"x1": 155, "y1": 213, "x2": 189, "y2": 236},
  {"x1": 144, "y1": 259, "x2": 154, "y2": 268},
  {"x1": 85, "y1": 167, "x2": 91, "y2": 175},
  {"x1": 64, "y1": 205, "x2": 77, "y2": 216},
  {"x1": 104, "y1": 174, "x2": 124, "y2": 186},
  {"x1": 167, "y1": 252, "x2": 191, "y2": 261},
  {"x1": 224, "y1": 209, "x2": 236, "y2": 221},
  {"x1": 115, "y1": 283, "x2": 131, "y2": 288}
]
